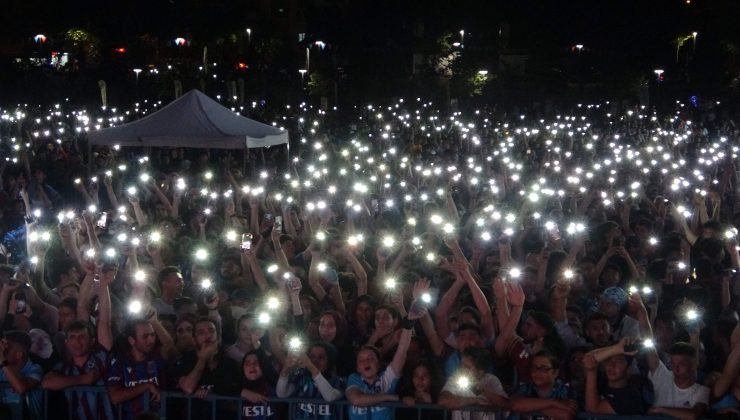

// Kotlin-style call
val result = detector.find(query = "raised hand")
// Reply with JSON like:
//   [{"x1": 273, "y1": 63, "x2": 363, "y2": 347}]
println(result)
[
  {"x1": 411, "y1": 278, "x2": 430, "y2": 300},
  {"x1": 506, "y1": 282, "x2": 526, "y2": 307}
]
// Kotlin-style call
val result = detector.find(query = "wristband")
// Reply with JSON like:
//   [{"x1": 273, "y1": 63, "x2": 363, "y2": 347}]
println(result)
[{"x1": 402, "y1": 317, "x2": 414, "y2": 330}]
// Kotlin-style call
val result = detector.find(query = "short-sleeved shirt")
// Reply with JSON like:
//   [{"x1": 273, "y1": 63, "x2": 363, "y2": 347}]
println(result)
[
  {"x1": 0, "y1": 359, "x2": 43, "y2": 418},
  {"x1": 346, "y1": 367, "x2": 398, "y2": 420},
  {"x1": 52, "y1": 348, "x2": 114, "y2": 420},
  {"x1": 506, "y1": 338, "x2": 534, "y2": 386},
  {"x1": 712, "y1": 393, "x2": 739, "y2": 412},
  {"x1": 599, "y1": 381, "x2": 652, "y2": 415},
  {"x1": 106, "y1": 351, "x2": 167, "y2": 420},
  {"x1": 648, "y1": 361, "x2": 709, "y2": 409},
  {"x1": 441, "y1": 373, "x2": 508, "y2": 420}
]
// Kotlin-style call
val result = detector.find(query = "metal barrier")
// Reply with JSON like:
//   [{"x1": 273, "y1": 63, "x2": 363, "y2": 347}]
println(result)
[{"x1": 0, "y1": 382, "x2": 688, "y2": 420}]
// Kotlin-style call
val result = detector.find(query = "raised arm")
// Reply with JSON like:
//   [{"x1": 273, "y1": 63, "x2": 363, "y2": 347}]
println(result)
[
  {"x1": 242, "y1": 249, "x2": 268, "y2": 292},
  {"x1": 494, "y1": 283, "x2": 525, "y2": 357},
  {"x1": 147, "y1": 308, "x2": 176, "y2": 361},
  {"x1": 714, "y1": 344, "x2": 740, "y2": 398},
  {"x1": 389, "y1": 324, "x2": 413, "y2": 377},
  {"x1": 342, "y1": 247, "x2": 367, "y2": 296},
  {"x1": 102, "y1": 176, "x2": 120, "y2": 209},
  {"x1": 96, "y1": 268, "x2": 114, "y2": 351},
  {"x1": 457, "y1": 261, "x2": 495, "y2": 341},
  {"x1": 271, "y1": 228, "x2": 291, "y2": 270},
  {"x1": 434, "y1": 264, "x2": 466, "y2": 341},
  {"x1": 413, "y1": 279, "x2": 445, "y2": 357},
  {"x1": 307, "y1": 247, "x2": 327, "y2": 302}
]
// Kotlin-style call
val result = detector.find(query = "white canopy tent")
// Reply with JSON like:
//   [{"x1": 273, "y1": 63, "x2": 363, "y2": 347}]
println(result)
[{"x1": 87, "y1": 89, "x2": 288, "y2": 149}]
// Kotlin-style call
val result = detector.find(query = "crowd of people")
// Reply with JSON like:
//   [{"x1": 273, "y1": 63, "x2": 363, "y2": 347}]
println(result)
[{"x1": 0, "y1": 96, "x2": 738, "y2": 420}]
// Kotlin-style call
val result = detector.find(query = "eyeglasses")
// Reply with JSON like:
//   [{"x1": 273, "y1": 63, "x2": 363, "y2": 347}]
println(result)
[{"x1": 532, "y1": 365, "x2": 555, "y2": 373}]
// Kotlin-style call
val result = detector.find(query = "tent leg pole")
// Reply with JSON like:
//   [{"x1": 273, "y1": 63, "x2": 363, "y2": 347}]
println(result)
[
  {"x1": 286, "y1": 142, "x2": 290, "y2": 173},
  {"x1": 242, "y1": 147, "x2": 247, "y2": 177}
]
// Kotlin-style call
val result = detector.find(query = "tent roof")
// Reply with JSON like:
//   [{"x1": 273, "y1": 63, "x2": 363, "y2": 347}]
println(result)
[{"x1": 88, "y1": 90, "x2": 288, "y2": 149}]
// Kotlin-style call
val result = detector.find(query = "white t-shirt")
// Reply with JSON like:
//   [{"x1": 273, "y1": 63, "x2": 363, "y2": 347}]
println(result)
[
  {"x1": 441, "y1": 373, "x2": 508, "y2": 420},
  {"x1": 648, "y1": 361, "x2": 709, "y2": 409}
]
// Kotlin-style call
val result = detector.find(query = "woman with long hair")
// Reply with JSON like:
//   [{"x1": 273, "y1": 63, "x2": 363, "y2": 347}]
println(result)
[{"x1": 238, "y1": 349, "x2": 278, "y2": 419}]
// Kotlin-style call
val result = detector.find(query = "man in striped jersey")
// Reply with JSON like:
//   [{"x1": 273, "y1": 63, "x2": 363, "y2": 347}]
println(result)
[
  {"x1": 106, "y1": 318, "x2": 170, "y2": 420},
  {"x1": 42, "y1": 320, "x2": 114, "y2": 419}
]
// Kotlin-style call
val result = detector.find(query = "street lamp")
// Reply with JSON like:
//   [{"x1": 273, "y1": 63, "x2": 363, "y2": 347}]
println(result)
[
  {"x1": 299, "y1": 69, "x2": 307, "y2": 83},
  {"x1": 459, "y1": 29, "x2": 465, "y2": 47},
  {"x1": 133, "y1": 68, "x2": 142, "y2": 82},
  {"x1": 692, "y1": 31, "x2": 698, "y2": 52},
  {"x1": 246, "y1": 28, "x2": 252, "y2": 43},
  {"x1": 478, "y1": 70, "x2": 489, "y2": 76},
  {"x1": 306, "y1": 47, "x2": 310, "y2": 72},
  {"x1": 654, "y1": 69, "x2": 664, "y2": 81},
  {"x1": 314, "y1": 40, "x2": 326, "y2": 50}
]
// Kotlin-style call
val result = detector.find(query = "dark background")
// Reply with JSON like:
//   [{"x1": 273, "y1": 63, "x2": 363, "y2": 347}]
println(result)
[{"x1": 0, "y1": 0, "x2": 738, "y2": 108}]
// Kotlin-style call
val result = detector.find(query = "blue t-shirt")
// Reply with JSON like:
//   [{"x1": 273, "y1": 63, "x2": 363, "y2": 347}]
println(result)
[
  {"x1": 713, "y1": 393, "x2": 739, "y2": 412},
  {"x1": 0, "y1": 359, "x2": 43, "y2": 418},
  {"x1": 346, "y1": 367, "x2": 398, "y2": 420}
]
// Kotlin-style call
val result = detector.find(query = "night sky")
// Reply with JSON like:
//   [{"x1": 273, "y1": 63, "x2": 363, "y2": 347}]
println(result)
[{"x1": 1, "y1": 0, "x2": 739, "y2": 103}]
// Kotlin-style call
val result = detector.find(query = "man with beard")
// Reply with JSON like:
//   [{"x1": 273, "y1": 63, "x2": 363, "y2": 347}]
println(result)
[
  {"x1": 444, "y1": 322, "x2": 485, "y2": 377},
  {"x1": 106, "y1": 317, "x2": 172, "y2": 420},
  {"x1": 175, "y1": 318, "x2": 240, "y2": 419},
  {"x1": 495, "y1": 283, "x2": 565, "y2": 385}
]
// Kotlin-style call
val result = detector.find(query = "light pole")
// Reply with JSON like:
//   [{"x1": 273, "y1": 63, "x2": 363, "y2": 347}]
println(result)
[
  {"x1": 133, "y1": 68, "x2": 142, "y2": 99},
  {"x1": 246, "y1": 28, "x2": 252, "y2": 44},
  {"x1": 575, "y1": 44, "x2": 584, "y2": 54},
  {"x1": 299, "y1": 69, "x2": 307, "y2": 84},
  {"x1": 459, "y1": 30, "x2": 465, "y2": 47},
  {"x1": 654, "y1": 69, "x2": 664, "y2": 81},
  {"x1": 692, "y1": 32, "x2": 698, "y2": 53}
]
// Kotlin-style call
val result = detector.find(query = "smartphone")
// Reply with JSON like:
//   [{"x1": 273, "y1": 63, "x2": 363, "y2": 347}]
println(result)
[
  {"x1": 241, "y1": 233, "x2": 253, "y2": 250},
  {"x1": 613, "y1": 236, "x2": 626, "y2": 247},
  {"x1": 284, "y1": 273, "x2": 302, "y2": 291},
  {"x1": 624, "y1": 339, "x2": 654, "y2": 353},
  {"x1": 274, "y1": 216, "x2": 283, "y2": 233},
  {"x1": 14, "y1": 292, "x2": 26, "y2": 314},
  {"x1": 97, "y1": 212, "x2": 108, "y2": 230}
]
